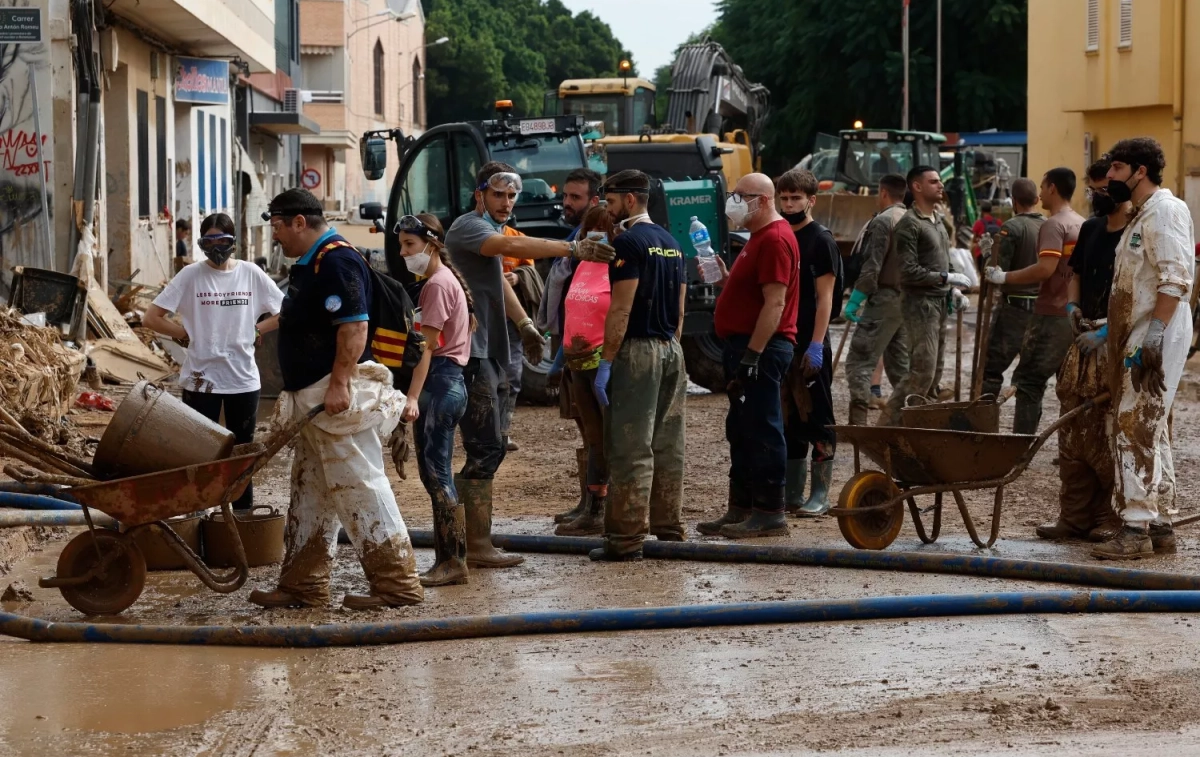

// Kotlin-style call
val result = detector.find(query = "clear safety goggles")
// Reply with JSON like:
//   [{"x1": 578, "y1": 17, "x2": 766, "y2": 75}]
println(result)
[
  {"x1": 478, "y1": 172, "x2": 523, "y2": 194},
  {"x1": 197, "y1": 234, "x2": 236, "y2": 251},
  {"x1": 394, "y1": 214, "x2": 441, "y2": 241}
]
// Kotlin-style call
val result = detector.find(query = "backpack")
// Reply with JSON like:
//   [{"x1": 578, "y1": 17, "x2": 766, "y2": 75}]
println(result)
[{"x1": 315, "y1": 239, "x2": 427, "y2": 390}]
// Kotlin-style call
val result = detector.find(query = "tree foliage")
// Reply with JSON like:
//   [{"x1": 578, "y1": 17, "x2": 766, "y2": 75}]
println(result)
[
  {"x1": 711, "y1": 0, "x2": 1027, "y2": 173},
  {"x1": 422, "y1": 0, "x2": 635, "y2": 124}
]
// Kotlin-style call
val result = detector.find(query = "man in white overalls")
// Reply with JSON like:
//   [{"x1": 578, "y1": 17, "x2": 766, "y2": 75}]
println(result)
[{"x1": 1091, "y1": 138, "x2": 1195, "y2": 560}]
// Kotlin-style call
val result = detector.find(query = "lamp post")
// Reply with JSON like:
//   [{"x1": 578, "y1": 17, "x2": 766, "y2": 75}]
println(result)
[{"x1": 347, "y1": 9, "x2": 414, "y2": 43}]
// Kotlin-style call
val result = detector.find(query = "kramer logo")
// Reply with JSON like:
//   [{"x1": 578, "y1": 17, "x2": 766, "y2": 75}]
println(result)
[{"x1": 669, "y1": 195, "x2": 713, "y2": 206}]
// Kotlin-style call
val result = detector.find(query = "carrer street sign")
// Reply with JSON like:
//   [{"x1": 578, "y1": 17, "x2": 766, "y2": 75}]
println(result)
[{"x1": 0, "y1": 8, "x2": 41, "y2": 43}]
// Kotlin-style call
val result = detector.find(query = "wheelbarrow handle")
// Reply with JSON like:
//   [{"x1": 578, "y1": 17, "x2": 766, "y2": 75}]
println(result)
[{"x1": 251, "y1": 403, "x2": 327, "y2": 476}]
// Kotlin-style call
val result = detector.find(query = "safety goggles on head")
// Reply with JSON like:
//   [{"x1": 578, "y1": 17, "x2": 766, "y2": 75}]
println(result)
[
  {"x1": 197, "y1": 234, "x2": 236, "y2": 251},
  {"x1": 478, "y1": 172, "x2": 523, "y2": 194},
  {"x1": 394, "y1": 214, "x2": 442, "y2": 242}
]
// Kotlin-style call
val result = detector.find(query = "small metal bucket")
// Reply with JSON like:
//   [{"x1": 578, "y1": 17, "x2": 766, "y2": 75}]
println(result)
[
  {"x1": 126, "y1": 513, "x2": 203, "y2": 571},
  {"x1": 901, "y1": 395, "x2": 1001, "y2": 434},
  {"x1": 202, "y1": 506, "x2": 285, "y2": 568}
]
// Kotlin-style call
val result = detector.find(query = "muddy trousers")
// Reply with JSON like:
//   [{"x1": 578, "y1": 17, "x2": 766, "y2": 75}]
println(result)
[
  {"x1": 500, "y1": 322, "x2": 524, "y2": 437},
  {"x1": 723, "y1": 335, "x2": 794, "y2": 511},
  {"x1": 1058, "y1": 402, "x2": 1120, "y2": 534},
  {"x1": 845, "y1": 288, "x2": 909, "y2": 425},
  {"x1": 182, "y1": 389, "x2": 259, "y2": 509},
  {"x1": 1111, "y1": 304, "x2": 1192, "y2": 525},
  {"x1": 979, "y1": 298, "x2": 1033, "y2": 399},
  {"x1": 459, "y1": 357, "x2": 510, "y2": 480},
  {"x1": 277, "y1": 423, "x2": 423, "y2": 606},
  {"x1": 414, "y1": 357, "x2": 469, "y2": 568},
  {"x1": 603, "y1": 338, "x2": 687, "y2": 555},
  {"x1": 570, "y1": 366, "x2": 609, "y2": 491},
  {"x1": 1010, "y1": 314, "x2": 1074, "y2": 434},
  {"x1": 881, "y1": 293, "x2": 947, "y2": 426}
]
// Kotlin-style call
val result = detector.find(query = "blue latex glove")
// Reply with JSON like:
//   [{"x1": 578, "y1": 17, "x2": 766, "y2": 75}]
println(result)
[
  {"x1": 800, "y1": 341, "x2": 824, "y2": 375},
  {"x1": 842, "y1": 289, "x2": 867, "y2": 323},
  {"x1": 593, "y1": 359, "x2": 613, "y2": 407},
  {"x1": 1076, "y1": 324, "x2": 1107, "y2": 355},
  {"x1": 548, "y1": 346, "x2": 565, "y2": 377}
]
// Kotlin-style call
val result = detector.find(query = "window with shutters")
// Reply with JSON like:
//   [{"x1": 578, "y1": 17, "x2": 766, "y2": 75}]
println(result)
[
  {"x1": 1086, "y1": 0, "x2": 1099, "y2": 52},
  {"x1": 373, "y1": 40, "x2": 384, "y2": 116},
  {"x1": 1118, "y1": 0, "x2": 1133, "y2": 49}
]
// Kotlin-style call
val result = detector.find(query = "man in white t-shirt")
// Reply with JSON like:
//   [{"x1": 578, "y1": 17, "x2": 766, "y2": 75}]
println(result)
[{"x1": 145, "y1": 213, "x2": 284, "y2": 509}]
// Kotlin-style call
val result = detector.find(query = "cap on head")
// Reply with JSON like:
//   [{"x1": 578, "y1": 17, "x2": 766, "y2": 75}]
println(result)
[{"x1": 264, "y1": 188, "x2": 324, "y2": 221}]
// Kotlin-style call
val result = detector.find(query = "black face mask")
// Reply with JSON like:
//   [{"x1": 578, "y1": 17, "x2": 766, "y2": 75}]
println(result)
[
  {"x1": 1107, "y1": 175, "x2": 1137, "y2": 204},
  {"x1": 205, "y1": 246, "x2": 234, "y2": 266},
  {"x1": 783, "y1": 209, "x2": 808, "y2": 224},
  {"x1": 1091, "y1": 193, "x2": 1116, "y2": 217}
]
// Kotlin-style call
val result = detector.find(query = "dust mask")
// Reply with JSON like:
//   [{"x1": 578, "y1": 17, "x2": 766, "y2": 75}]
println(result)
[
  {"x1": 404, "y1": 245, "x2": 432, "y2": 276},
  {"x1": 726, "y1": 196, "x2": 753, "y2": 229}
]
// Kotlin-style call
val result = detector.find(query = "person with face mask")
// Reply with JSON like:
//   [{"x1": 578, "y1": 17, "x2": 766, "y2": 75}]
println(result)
[
  {"x1": 246, "y1": 189, "x2": 422, "y2": 610},
  {"x1": 984, "y1": 168, "x2": 1084, "y2": 434},
  {"x1": 1036, "y1": 158, "x2": 1127, "y2": 545},
  {"x1": 979, "y1": 178, "x2": 1045, "y2": 400},
  {"x1": 144, "y1": 212, "x2": 283, "y2": 511},
  {"x1": 878, "y1": 166, "x2": 971, "y2": 426},
  {"x1": 1092, "y1": 138, "x2": 1195, "y2": 560},
  {"x1": 698, "y1": 173, "x2": 799, "y2": 538},
  {"x1": 394, "y1": 214, "x2": 477, "y2": 586},
  {"x1": 589, "y1": 169, "x2": 688, "y2": 561},
  {"x1": 444, "y1": 162, "x2": 615, "y2": 569}
]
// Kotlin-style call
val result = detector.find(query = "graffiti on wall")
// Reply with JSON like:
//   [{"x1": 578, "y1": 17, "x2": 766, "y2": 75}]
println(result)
[{"x1": 0, "y1": 15, "x2": 51, "y2": 273}]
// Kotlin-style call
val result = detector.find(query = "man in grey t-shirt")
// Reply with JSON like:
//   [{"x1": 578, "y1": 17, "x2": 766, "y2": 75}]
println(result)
[{"x1": 441, "y1": 161, "x2": 614, "y2": 571}]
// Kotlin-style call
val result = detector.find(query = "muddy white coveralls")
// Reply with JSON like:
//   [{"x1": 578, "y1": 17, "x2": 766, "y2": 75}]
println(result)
[
  {"x1": 1108, "y1": 188, "x2": 1195, "y2": 526},
  {"x1": 269, "y1": 362, "x2": 423, "y2": 605}
]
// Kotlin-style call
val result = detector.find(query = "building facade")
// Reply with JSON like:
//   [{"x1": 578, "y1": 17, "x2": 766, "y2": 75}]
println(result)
[
  {"x1": 299, "y1": 0, "x2": 426, "y2": 218},
  {"x1": 1028, "y1": 0, "x2": 1200, "y2": 223}
]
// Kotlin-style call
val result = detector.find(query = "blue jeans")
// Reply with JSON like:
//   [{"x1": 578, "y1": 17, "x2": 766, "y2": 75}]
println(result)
[
  {"x1": 723, "y1": 335, "x2": 794, "y2": 511},
  {"x1": 415, "y1": 357, "x2": 468, "y2": 510}
]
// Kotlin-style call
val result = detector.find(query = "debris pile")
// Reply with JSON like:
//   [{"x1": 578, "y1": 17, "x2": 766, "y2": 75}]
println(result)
[{"x1": 0, "y1": 307, "x2": 86, "y2": 425}]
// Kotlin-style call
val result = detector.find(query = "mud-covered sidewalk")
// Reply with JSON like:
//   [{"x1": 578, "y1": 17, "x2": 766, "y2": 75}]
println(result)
[{"x1": 3, "y1": 325, "x2": 1200, "y2": 754}]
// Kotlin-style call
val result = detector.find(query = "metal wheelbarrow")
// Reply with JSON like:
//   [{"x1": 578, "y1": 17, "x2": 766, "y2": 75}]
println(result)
[
  {"x1": 828, "y1": 394, "x2": 1109, "y2": 551},
  {"x1": 38, "y1": 406, "x2": 323, "y2": 615}
]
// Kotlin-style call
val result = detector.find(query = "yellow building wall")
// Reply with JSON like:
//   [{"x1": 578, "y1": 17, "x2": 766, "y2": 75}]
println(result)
[{"x1": 1029, "y1": 0, "x2": 1200, "y2": 219}]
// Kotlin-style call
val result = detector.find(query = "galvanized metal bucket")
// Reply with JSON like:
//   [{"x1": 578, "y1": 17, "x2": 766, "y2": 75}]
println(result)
[{"x1": 202, "y1": 506, "x2": 285, "y2": 568}]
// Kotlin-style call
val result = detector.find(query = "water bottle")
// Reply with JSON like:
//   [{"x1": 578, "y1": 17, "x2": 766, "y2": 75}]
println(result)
[{"x1": 690, "y1": 217, "x2": 720, "y2": 284}]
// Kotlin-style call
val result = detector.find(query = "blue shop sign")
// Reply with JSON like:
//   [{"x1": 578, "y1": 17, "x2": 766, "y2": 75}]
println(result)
[{"x1": 175, "y1": 57, "x2": 229, "y2": 105}]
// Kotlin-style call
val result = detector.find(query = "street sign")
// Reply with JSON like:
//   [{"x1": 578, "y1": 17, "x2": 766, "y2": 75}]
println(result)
[
  {"x1": 301, "y1": 168, "x2": 321, "y2": 190},
  {"x1": 0, "y1": 8, "x2": 41, "y2": 43},
  {"x1": 175, "y1": 57, "x2": 229, "y2": 105}
]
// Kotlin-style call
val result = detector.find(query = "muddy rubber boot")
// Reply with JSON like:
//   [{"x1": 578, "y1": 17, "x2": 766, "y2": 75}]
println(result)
[
  {"x1": 248, "y1": 589, "x2": 313, "y2": 609},
  {"x1": 795, "y1": 461, "x2": 833, "y2": 518},
  {"x1": 1149, "y1": 521, "x2": 1177, "y2": 554},
  {"x1": 421, "y1": 504, "x2": 469, "y2": 587},
  {"x1": 459, "y1": 476, "x2": 524, "y2": 569},
  {"x1": 342, "y1": 593, "x2": 422, "y2": 610},
  {"x1": 588, "y1": 541, "x2": 644, "y2": 562},
  {"x1": 783, "y1": 460, "x2": 808, "y2": 515},
  {"x1": 848, "y1": 404, "x2": 869, "y2": 426},
  {"x1": 719, "y1": 509, "x2": 789, "y2": 539},
  {"x1": 698, "y1": 483, "x2": 752, "y2": 535},
  {"x1": 556, "y1": 492, "x2": 604, "y2": 536},
  {"x1": 1086, "y1": 516, "x2": 1123, "y2": 543},
  {"x1": 1091, "y1": 526, "x2": 1153, "y2": 560},
  {"x1": 1035, "y1": 520, "x2": 1090, "y2": 541},
  {"x1": 553, "y1": 448, "x2": 590, "y2": 524}
]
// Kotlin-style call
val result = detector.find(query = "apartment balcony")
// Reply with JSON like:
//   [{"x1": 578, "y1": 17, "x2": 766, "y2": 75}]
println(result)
[
  {"x1": 108, "y1": 0, "x2": 276, "y2": 73},
  {"x1": 301, "y1": 98, "x2": 357, "y2": 150}
]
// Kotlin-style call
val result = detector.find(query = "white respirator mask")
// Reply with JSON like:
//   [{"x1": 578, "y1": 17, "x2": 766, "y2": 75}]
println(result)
[{"x1": 404, "y1": 244, "x2": 432, "y2": 276}]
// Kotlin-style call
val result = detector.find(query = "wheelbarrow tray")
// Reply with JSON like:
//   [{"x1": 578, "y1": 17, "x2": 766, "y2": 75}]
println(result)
[
  {"x1": 831, "y1": 426, "x2": 1038, "y2": 487},
  {"x1": 67, "y1": 446, "x2": 264, "y2": 527}
]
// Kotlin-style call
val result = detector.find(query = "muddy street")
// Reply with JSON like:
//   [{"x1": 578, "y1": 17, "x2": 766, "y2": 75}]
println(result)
[{"x1": 4, "y1": 331, "x2": 1200, "y2": 755}]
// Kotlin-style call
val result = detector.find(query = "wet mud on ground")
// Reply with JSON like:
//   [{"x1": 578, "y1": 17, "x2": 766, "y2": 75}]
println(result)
[{"x1": 5, "y1": 313, "x2": 1200, "y2": 755}]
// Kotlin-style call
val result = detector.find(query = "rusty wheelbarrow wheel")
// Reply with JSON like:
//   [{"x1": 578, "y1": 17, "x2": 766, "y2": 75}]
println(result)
[
  {"x1": 57, "y1": 530, "x2": 147, "y2": 615},
  {"x1": 837, "y1": 471, "x2": 904, "y2": 550}
]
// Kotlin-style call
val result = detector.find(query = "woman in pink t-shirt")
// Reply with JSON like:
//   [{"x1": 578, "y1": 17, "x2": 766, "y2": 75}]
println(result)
[
  {"x1": 397, "y1": 213, "x2": 476, "y2": 587},
  {"x1": 555, "y1": 205, "x2": 613, "y2": 536}
]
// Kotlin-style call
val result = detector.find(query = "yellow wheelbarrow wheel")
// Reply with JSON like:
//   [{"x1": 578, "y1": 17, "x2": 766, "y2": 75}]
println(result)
[{"x1": 836, "y1": 471, "x2": 904, "y2": 550}]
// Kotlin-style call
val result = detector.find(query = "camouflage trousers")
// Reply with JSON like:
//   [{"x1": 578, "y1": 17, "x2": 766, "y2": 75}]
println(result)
[
  {"x1": 880, "y1": 293, "x2": 947, "y2": 426},
  {"x1": 979, "y1": 298, "x2": 1033, "y2": 400},
  {"x1": 1012, "y1": 314, "x2": 1073, "y2": 434},
  {"x1": 845, "y1": 288, "x2": 910, "y2": 425},
  {"x1": 1055, "y1": 342, "x2": 1121, "y2": 535},
  {"x1": 603, "y1": 337, "x2": 687, "y2": 555}
]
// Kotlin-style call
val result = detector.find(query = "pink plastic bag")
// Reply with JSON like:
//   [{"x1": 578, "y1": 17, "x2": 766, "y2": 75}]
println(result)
[
  {"x1": 562, "y1": 261, "x2": 611, "y2": 354},
  {"x1": 76, "y1": 392, "x2": 115, "y2": 412}
]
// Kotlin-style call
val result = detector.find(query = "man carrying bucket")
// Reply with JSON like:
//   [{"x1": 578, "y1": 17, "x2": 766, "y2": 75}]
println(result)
[{"x1": 247, "y1": 189, "x2": 423, "y2": 610}]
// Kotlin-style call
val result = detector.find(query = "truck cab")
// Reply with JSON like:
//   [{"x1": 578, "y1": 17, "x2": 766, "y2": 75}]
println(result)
[
  {"x1": 544, "y1": 77, "x2": 657, "y2": 137},
  {"x1": 829, "y1": 129, "x2": 946, "y2": 193}
]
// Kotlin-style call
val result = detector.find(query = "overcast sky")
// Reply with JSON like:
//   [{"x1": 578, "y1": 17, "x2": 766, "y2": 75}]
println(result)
[{"x1": 557, "y1": 0, "x2": 720, "y2": 75}]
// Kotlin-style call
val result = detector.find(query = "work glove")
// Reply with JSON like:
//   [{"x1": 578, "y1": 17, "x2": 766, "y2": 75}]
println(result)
[
  {"x1": 547, "y1": 346, "x2": 565, "y2": 389},
  {"x1": 1076, "y1": 324, "x2": 1108, "y2": 355},
  {"x1": 800, "y1": 340, "x2": 824, "y2": 377},
  {"x1": 593, "y1": 359, "x2": 613, "y2": 407},
  {"x1": 947, "y1": 288, "x2": 970, "y2": 315},
  {"x1": 1066, "y1": 302, "x2": 1086, "y2": 336},
  {"x1": 842, "y1": 289, "x2": 867, "y2": 323},
  {"x1": 1126, "y1": 318, "x2": 1168, "y2": 396},
  {"x1": 389, "y1": 422, "x2": 410, "y2": 480},
  {"x1": 517, "y1": 318, "x2": 547, "y2": 366},
  {"x1": 983, "y1": 266, "x2": 1007, "y2": 286},
  {"x1": 727, "y1": 348, "x2": 762, "y2": 400},
  {"x1": 571, "y1": 237, "x2": 616, "y2": 263}
]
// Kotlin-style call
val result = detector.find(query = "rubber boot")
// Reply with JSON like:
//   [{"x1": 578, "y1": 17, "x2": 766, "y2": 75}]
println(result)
[
  {"x1": 556, "y1": 491, "x2": 604, "y2": 536},
  {"x1": 553, "y1": 448, "x2": 589, "y2": 524},
  {"x1": 1091, "y1": 526, "x2": 1153, "y2": 560},
  {"x1": 1149, "y1": 521, "x2": 1177, "y2": 554},
  {"x1": 588, "y1": 542, "x2": 644, "y2": 562},
  {"x1": 1036, "y1": 520, "x2": 1089, "y2": 541},
  {"x1": 698, "y1": 482, "x2": 752, "y2": 535},
  {"x1": 248, "y1": 589, "x2": 314, "y2": 609},
  {"x1": 459, "y1": 476, "x2": 524, "y2": 569},
  {"x1": 783, "y1": 460, "x2": 808, "y2": 514},
  {"x1": 795, "y1": 461, "x2": 834, "y2": 517},
  {"x1": 421, "y1": 503, "x2": 469, "y2": 587},
  {"x1": 720, "y1": 488, "x2": 789, "y2": 538},
  {"x1": 342, "y1": 592, "x2": 422, "y2": 610},
  {"x1": 848, "y1": 404, "x2": 869, "y2": 426}
]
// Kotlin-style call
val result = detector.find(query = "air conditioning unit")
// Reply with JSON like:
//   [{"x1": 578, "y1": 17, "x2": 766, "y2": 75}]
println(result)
[{"x1": 283, "y1": 88, "x2": 301, "y2": 113}]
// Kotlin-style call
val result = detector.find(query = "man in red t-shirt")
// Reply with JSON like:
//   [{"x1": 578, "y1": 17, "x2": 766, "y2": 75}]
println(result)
[{"x1": 700, "y1": 172, "x2": 800, "y2": 539}]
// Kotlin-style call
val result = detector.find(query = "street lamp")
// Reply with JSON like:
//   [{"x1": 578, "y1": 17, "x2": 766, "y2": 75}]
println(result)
[
  {"x1": 347, "y1": 9, "x2": 415, "y2": 42},
  {"x1": 424, "y1": 36, "x2": 450, "y2": 49}
]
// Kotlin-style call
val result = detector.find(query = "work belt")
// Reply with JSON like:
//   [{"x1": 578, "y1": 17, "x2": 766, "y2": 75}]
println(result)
[{"x1": 1004, "y1": 296, "x2": 1036, "y2": 312}]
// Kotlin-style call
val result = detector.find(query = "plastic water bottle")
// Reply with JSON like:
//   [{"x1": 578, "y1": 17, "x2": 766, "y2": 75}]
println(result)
[{"x1": 691, "y1": 217, "x2": 720, "y2": 284}]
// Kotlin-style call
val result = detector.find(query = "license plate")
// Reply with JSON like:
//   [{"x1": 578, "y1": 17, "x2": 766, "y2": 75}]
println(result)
[{"x1": 519, "y1": 118, "x2": 556, "y2": 135}]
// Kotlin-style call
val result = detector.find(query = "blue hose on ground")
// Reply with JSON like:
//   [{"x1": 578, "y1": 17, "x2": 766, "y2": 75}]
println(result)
[
  {"x1": 2, "y1": 590, "x2": 1200, "y2": 647},
  {"x1": 0, "y1": 492, "x2": 83, "y2": 511},
  {"x1": 0, "y1": 510, "x2": 118, "y2": 528},
  {"x1": 0, "y1": 482, "x2": 78, "y2": 503}
]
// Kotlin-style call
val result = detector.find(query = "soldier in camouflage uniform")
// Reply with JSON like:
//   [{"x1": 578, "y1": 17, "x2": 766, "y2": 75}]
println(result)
[
  {"x1": 980, "y1": 178, "x2": 1045, "y2": 398},
  {"x1": 843, "y1": 174, "x2": 910, "y2": 426},
  {"x1": 879, "y1": 167, "x2": 972, "y2": 427}
]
